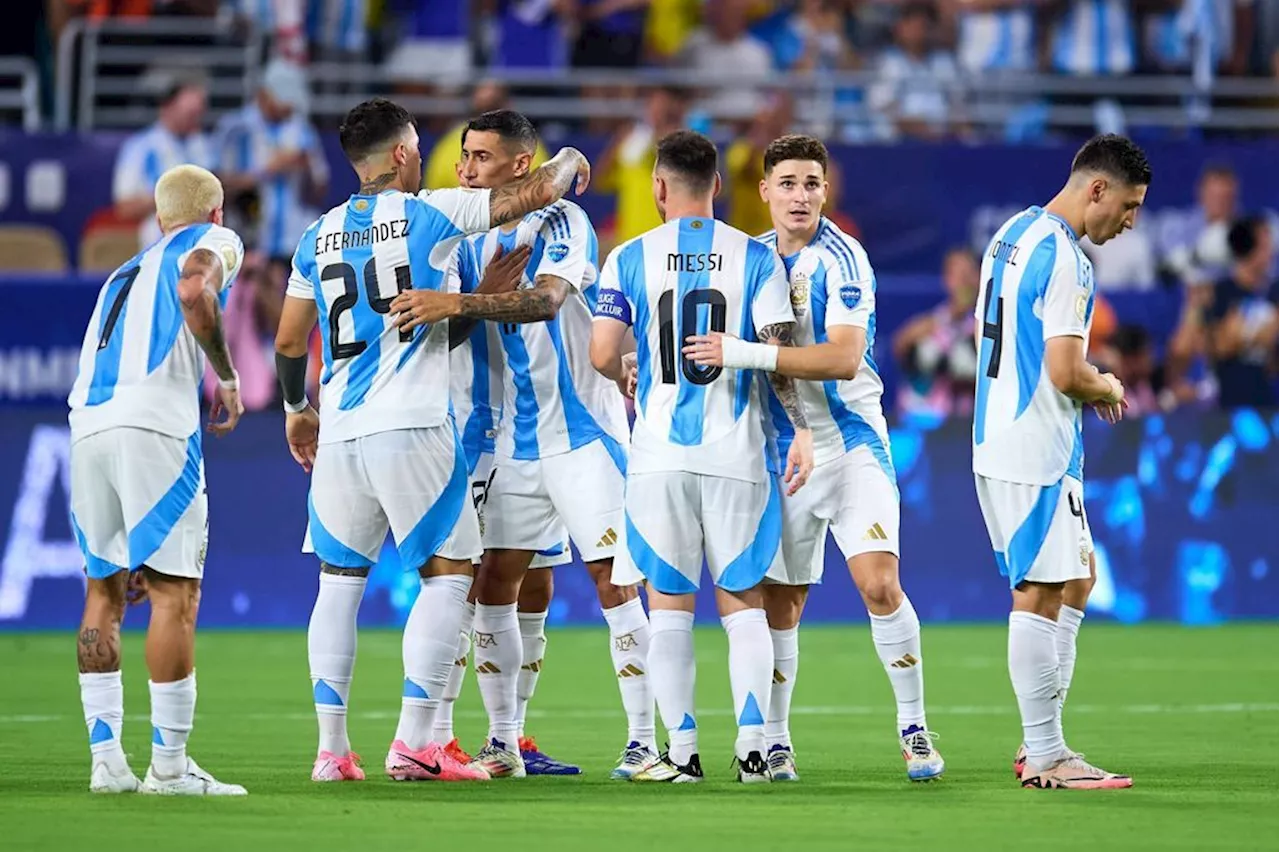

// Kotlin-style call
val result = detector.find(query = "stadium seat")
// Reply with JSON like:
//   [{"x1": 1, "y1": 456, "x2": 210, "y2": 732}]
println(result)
[
  {"x1": 80, "y1": 228, "x2": 140, "y2": 273},
  {"x1": 0, "y1": 225, "x2": 70, "y2": 272}
]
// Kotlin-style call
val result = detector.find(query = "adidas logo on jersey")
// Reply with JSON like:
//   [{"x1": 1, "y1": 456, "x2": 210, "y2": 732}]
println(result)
[
  {"x1": 862, "y1": 523, "x2": 889, "y2": 541},
  {"x1": 596, "y1": 527, "x2": 618, "y2": 549}
]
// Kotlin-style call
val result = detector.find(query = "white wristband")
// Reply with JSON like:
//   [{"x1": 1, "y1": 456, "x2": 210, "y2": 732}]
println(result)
[
  {"x1": 719, "y1": 336, "x2": 779, "y2": 371},
  {"x1": 218, "y1": 371, "x2": 240, "y2": 391},
  {"x1": 283, "y1": 397, "x2": 310, "y2": 414}
]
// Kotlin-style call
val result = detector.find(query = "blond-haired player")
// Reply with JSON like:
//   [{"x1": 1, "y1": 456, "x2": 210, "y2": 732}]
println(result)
[{"x1": 69, "y1": 164, "x2": 248, "y2": 796}]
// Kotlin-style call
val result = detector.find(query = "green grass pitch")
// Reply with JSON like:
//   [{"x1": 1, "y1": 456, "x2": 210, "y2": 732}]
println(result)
[{"x1": 1, "y1": 623, "x2": 1276, "y2": 851}]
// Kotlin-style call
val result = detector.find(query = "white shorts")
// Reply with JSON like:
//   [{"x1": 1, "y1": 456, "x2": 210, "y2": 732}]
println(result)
[
  {"x1": 767, "y1": 445, "x2": 901, "y2": 586},
  {"x1": 613, "y1": 472, "x2": 783, "y2": 594},
  {"x1": 975, "y1": 473, "x2": 1093, "y2": 589},
  {"x1": 482, "y1": 436, "x2": 626, "y2": 564},
  {"x1": 470, "y1": 449, "x2": 572, "y2": 569},
  {"x1": 70, "y1": 427, "x2": 208, "y2": 580},
  {"x1": 308, "y1": 425, "x2": 482, "y2": 569}
]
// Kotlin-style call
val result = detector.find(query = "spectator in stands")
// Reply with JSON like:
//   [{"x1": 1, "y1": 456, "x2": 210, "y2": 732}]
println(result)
[
  {"x1": 596, "y1": 85, "x2": 689, "y2": 248},
  {"x1": 492, "y1": 0, "x2": 573, "y2": 69},
  {"x1": 1052, "y1": 0, "x2": 1136, "y2": 76},
  {"x1": 768, "y1": 0, "x2": 858, "y2": 73},
  {"x1": 1083, "y1": 225, "x2": 1158, "y2": 291},
  {"x1": 678, "y1": 0, "x2": 774, "y2": 120},
  {"x1": 868, "y1": 2, "x2": 962, "y2": 140},
  {"x1": 308, "y1": 0, "x2": 368, "y2": 66},
  {"x1": 948, "y1": 0, "x2": 1041, "y2": 74},
  {"x1": 1163, "y1": 282, "x2": 1219, "y2": 410},
  {"x1": 571, "y1": 0, "x2": 653, "y2": 68},
  {"x1": 424, "y1": 82, "x2": 549, "y2": 191},
  {"x1": 726, "y1": 90, "x2": 796, "y2": 238},
  {"x1": 1206, "y1": 216, "x2": 1279, "y2": 408},
  {"x1": 228, "y1": 0, "x2": 307, "y2": 61},
  {"x1": 1141, "y1": 0, "x2": 1254, "y2": 75},
  {"x1": 112, "y1": 73, "x2": 212, "y2": 249},
  {"x1": 1111, "y1": 324, "x2": 1160, "y2": 416},
  {"x1": 893, "y1": 247, "x2": 979, "y2": 419},
  {"x1": 383, "y1": 0, "x2": 470, "y2": 88},
  {"x1": 1159, "y1": 164, "x2": 1239, "y2": 288},
  {"x1": 644, "y1": 0, "x2": 701, "y2": 63}
]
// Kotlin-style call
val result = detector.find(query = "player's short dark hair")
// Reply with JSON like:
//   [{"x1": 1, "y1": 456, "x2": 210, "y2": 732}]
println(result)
[
  {"x1": 157, "y1": 72, "x2": 207, "y2": 107},
  {"x1": 462, "y1": 109, "x2": 538, "y2": 154},
  {"x1": 1228, "y1": 215, "x2": 1267, "y2": 260},
  {"x1": 339, "y1": 98, "x2": 416, "y2": 162},
  {"x1": 763, "y1": 134, "x2": 829, "y2": 176},
  {"x1": 655, "y1": 130, "x2": 718, "y2": 194},
  {"x1": 1070, "y1": 134, "x2": 1153, "y2": 187}
]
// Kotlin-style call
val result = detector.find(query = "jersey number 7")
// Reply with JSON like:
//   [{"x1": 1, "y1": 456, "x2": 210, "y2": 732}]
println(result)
[
  {"x1": 658, "y1": 288, "x2": 726, "y2": 386},
  {"x1": 323, "y1": 259, "x2": 413, "y2": 360}
]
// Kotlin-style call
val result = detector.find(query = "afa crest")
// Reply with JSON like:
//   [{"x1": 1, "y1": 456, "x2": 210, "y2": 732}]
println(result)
[
  {"x1": 547, "y1": 242, "x2": 569, "y2": 263},
  {"x1": 352, "y1": 198, "x2": 370, "y2": 213},
  {"x1": 840, "y1": 284, "x2": 862, "y2": 309},
  {"x1": 789, "y1": 271, "x2": 810, "y2": 318}
]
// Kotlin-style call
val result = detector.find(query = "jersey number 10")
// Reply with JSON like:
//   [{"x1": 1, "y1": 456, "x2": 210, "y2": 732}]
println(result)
[
  {"x1": 658, "y1": 288, "x2": 726, "y2": 386},
  {"x1": 322, "y1": 259, "x2": 413, "y2": 360}
]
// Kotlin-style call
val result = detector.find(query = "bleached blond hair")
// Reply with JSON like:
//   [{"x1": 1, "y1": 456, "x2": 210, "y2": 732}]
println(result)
[{"x1": 154, "y1": 164, "x2": 224, "y2": 232}]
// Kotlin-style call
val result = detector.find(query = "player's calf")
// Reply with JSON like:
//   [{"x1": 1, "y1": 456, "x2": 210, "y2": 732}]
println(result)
[{"x1": 79, "y1": 573, "x2": 138, "y2": 791}]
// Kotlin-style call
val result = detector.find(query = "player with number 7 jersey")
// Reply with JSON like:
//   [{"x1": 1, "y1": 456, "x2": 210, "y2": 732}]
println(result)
[{"x1": 272, "y1": 99, "x2": 592, "y2": 785}]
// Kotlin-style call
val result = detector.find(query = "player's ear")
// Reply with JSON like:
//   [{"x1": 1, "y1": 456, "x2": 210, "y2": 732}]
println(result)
[
  {"x1": 514, "y1": 152, "x2": 532, "y2": 178},
  {"x1": 1091, "y1": 177, "x2": 1107, "y2": 203},
  {"x1": 758, "y1": 177, "x2": 769, "y2": 204},
  {"x1": 210, "y1": 206, "x2": 224, "y2": 226},
  {"x1": 712, "y1": 172, "x2": 722, "y2": 199}
]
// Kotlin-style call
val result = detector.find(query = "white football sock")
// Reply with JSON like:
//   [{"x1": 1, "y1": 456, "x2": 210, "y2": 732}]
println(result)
[
  {"x1": 149, "y1": 672, "x2": 196, "y2": 778},
  {"x1": 473, "y1": 601, "x2": 521, "y2": 746},
  {"x1": 603, "y1": 597, "x2": 655, "y2": 748},
  {"x1": 1056, "y1": 604, "x2": 1084, "y2": 712},
  {"x1": 722, "y1": 608, "x2": 771, "y2": 760},
  {"x1": 80, "y1": 671, "x2": 126, "y2": 763},
  {"x1": 648, "y1": 609, "x2": 697, "y2": 765},
  {"x1": 869, "y1": 596, "x2": 927, "y2": 731},
  {"x1": 395, "y1": 574, "x2": 471, "y2": 751},
  {"x1": 308, "y1": 572, "x2": 366, "y2": 756},
  {"x1": 515, "y1": 610, "x2": 548, "y2": 740},
  {"x1": 433, "y1": 601, "x2": 474, "y2": 745},
  {"x1": 1009, "y1": 611, "x2": 1067, "y2": 770},
  {"x1": 765, "y1": 627, "x2": 798, "y2": 749}
]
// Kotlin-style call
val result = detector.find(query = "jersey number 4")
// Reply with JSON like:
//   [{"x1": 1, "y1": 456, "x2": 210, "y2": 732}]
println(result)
[
  {"x1": 658, "y1": 288, "x2": 726, "y2": 386},
  {"x1": 323, "y1": 259, "x2": 412, "y2": 360},
  {"x1": 980, "y1": 278, "x2": 1004, "y2": 380}
]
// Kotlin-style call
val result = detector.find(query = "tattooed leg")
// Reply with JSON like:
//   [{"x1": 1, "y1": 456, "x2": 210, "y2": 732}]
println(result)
[{"x1": 78, "y1": 573, "x2": 128, "y2": 674}]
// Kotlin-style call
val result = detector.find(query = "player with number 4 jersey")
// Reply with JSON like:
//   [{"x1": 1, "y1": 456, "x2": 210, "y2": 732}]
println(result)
[
  {"x1": 684, "y1": 136, "x2": 944, "y2": 783},
  {"x1": 973, "y1": 134, "x2": 1149, "y2": 790},
  {"x1": 591, "y1": 131, "x2": 814, "y2": 785},
  {"x1": 272, "y1": 99, "x2": 592, "y2": 785}
]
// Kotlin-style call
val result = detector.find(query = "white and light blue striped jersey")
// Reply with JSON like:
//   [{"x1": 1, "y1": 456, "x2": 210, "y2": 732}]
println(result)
[
  {"x1": 306, "y1": 0, "x2": 368, "y2": 53},
  {"x1": 285, "y1": 186, "x2": 493, "y2": 444},
  {"x1": 757, "y1": 218, "x2": 892, "y2": 476},
  {"x1": 958, "y1": 5, "x2": 1037, "y2": 73},
  {"x1": 458, "y1": 200, "x2": 628, "y2": 460},
  {"x1": 1052, "y1": 0, "x2": 1136, "y2": 76},
  {"x1": 447, "y1": 237, "x2": 505, "y2": 473},
  {"x1": 593, "y1": 217, "x2": 794, "y2": 483},
  {"x1": 215, "y1": 104, "x2": 329, "y2": 259},
  {"x1": 68, "y1": 223, "x2": 245, "y2": 444},
  {"x1": 113, "y1": 123, "x2": 213, "y2": 247},
  {"x1": 973, "y1": 206, "x2": 1096, "y2": 486}
]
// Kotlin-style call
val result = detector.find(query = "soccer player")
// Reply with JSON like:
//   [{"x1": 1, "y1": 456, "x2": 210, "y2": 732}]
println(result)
[
  {"x1": 972, "y1": 134, "x2": 1148, "y2": 789},
  {"x1": 683, "y1": 135, "x2": 945, "y2": 783},
  {"x1": 272, "y1": 98, "x2": 591, "y2": 783},
  {"x1": 69, "y1": 164, "x2": 247, "y2": 796},
  {"x1": 589, "y1": 130, "x2": 814, "y2": 784},
  {"x1": 391, "y1": 109, "x2": 654, "y2": 780}
]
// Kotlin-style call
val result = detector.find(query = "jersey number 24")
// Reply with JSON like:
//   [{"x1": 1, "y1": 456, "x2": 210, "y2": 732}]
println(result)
[{"x1": 323, "y1": 259, "x2": 412, "y2": 359}]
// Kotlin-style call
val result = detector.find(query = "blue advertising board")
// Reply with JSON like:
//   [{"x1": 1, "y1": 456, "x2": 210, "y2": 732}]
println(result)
[{"x1": 0, "y1": 409, "x2": 1273, "y2": 630}]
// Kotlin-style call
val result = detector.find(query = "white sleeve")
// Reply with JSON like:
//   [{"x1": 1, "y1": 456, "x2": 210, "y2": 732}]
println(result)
[
  {"x1": 417, "y1": 187, "x2": 492, "y2": 235},
  {"x1": 112, "y1": 137, "x2": 149, "y2": 202},
  {"x1": 592, "y1": 247, "x2": 633, "y2": 326},
  {"x1": 285, "y1": 229, "x2": 317, "y2": 301},
  {"x1": 751, "y1": 251, "x2": 796, "y2": 333},
  {"x1": 184, "y1": 225, "x2": 245, "y2": 293},
  {"x1": 1042, "y1": 242, "x2": 1089, "y2": 340},
  {"x1": 532, "y1": 205, "x2": 592, "y2": 291},
  {"x1": 823, "y1": 265, "x2": 875, "y2": 330}
]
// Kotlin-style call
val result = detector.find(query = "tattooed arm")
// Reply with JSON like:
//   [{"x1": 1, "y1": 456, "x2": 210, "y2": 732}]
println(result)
[
  {"x1": 759, "y1": 321, "x2": 808, "y2": 430},
  {"x1": 489, "y1": 147, "x2": 591, "y2": 227},
  {"x1": 178, "y1": 248, "x2": 236, "y2": 382},
  {"x1": 393, "y1": 275, "x2": 570, "y2": 331}
]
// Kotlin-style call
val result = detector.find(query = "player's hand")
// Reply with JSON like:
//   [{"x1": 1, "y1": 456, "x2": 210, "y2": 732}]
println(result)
[
  {"x1": 264, "y1": 149, "x2": 306, "y2": 176},
  {"x1": 125, "y1": 570, "x2": 149, "y2": 606},
  {"x1": 285, "y1": 405, "x2": 320, "y2": 472},
  {"x1": 617, "y1": 352, "x2": 638, "y2": 399},
  {"x1": 1092, "y1": 397, "x2": 1128, "y2": 425},
  {"x1": 1101, "y1": 372, "x2": 1125, "y2": 405},
  {"x1": 208, "y1": 383, "x2": 243, "y2": 437},
  {"x1": 683, "y1": 331, "x2": 727, "y2": 367},
  {"x1": 477, "y1": 244, "x2": 531, "y2": 295},
  {"x1": 784, "y1": 428, "x2": 815, "y2": 495},
  {"x1": 563, "y1": 147, "x2": 591, "y2": 195},
  {"x1": 391, "y1": 290, "x2": 460, "y2": 330}
]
